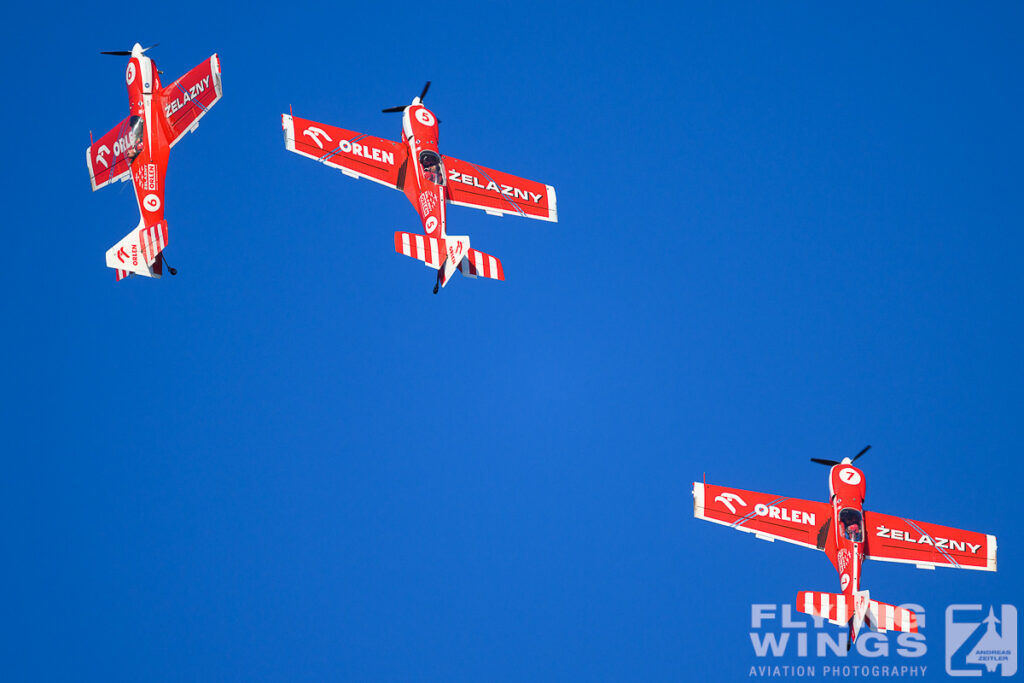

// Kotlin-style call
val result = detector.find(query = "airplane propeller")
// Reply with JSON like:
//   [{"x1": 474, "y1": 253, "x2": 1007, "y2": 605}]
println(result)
[
  {"x1": 100, "y1": 43, "x2": 158, "y2": 56},
  {"x1": 811, "y1": 445, "x2": 871, "y2": 467},
  {"x1": 382, "y1": 80, "x2": 431, "y2": 113}
]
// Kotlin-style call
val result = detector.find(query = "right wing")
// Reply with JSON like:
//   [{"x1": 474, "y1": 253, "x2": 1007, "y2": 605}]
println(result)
[
  {"x1": 864, "y1": 510, "x2": 996, "y2": 571},
  {"x1": 160, "y1": 53, "x2": 223, "y2": 148},
  {"x1": 283, "y1": 114, "x2": 408, "y2": 190},
  {"x1": 693, "y1": 482, "x2": 832, "y2": 551},
  {"x1": 443, "y1": 154, "x2": 557, "y2": 222},
  {"x1": 86, "y1": 116, "x2": 134, "y2": 191}
]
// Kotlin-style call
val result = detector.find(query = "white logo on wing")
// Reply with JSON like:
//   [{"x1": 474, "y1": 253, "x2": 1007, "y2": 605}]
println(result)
[
  {"x1": 302, "y1": 126, "x2": 333, "y2": 150},
  {"x1": 143, "y1": 194, "x2": 161, "y2": 212},
  {"x1": 425, "y1": 216, "x2": 438, "y2": 234},
  {"x1": 96, "y1": 144, "x2": 111, "y2": 169},
  {"x1": 715, "y1": 492, "x2": 747, "y2": 514}
]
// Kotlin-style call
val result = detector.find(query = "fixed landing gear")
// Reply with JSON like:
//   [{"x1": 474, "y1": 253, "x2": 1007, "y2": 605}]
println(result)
[{"x1": 433, "y1": 282, "x2": 439, "y2": 295}]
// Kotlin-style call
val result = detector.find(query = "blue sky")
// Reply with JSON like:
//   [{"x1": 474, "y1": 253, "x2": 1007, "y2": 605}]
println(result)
[{"x1": 3, "y1": 2, "x2": 1022, "y2": 680}]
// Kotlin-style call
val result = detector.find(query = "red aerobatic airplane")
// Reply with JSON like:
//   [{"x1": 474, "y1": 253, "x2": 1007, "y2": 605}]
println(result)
[
  {"x1": 693, "y1": 447, "x2": 997, "y2": 649},
  {"x1": 86, "y1": 43, "x2": 222, "y2": 280},
  {"x1": 282, "y1": 82, "x2": 557, "y2": 293}
]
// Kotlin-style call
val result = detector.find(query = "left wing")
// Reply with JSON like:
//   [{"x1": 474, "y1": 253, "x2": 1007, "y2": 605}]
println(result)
[
  {"x1": 694, "y1": 482, "x2": 832, "y2": 551},
  {"x1": 864, "y1": 511, "x2": 996, "y2": 571},
  {"x1": 443, "y1": 155, "x2": 557, "y2": 222},
  {"x1": 86, "y1": 116, "x2": 133, "y2": 191},
  {"x1": 160, "y1": 54, "x2": 223, "y2": 148},
  {"x1": 283, "y1": 114, "x2": 408, "y2": 190}
]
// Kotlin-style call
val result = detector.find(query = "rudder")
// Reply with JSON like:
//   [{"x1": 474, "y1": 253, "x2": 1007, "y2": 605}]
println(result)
[{"x1": 106, "y1": 220, "x2": 168, "y2": 280}]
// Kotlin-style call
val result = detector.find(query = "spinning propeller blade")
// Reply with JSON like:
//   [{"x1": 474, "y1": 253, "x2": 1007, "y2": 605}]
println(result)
[
  {"x1": 100, "y1": 43, "x2": 158, "y2": 56},
  {"x1": 851, "y1": 445, "x2": 871, "y2": 462},
  {"x1": 382, "y1": 81, "x2": 432, "y2": 113},
  {"x1": 810, "y1": 445, "x2": 871, "y2": 467}
]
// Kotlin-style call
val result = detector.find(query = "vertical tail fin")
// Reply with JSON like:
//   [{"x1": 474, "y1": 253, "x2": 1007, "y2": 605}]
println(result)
[{"x1": 106, "y1": 220, "x2": 168, "y2": 280}]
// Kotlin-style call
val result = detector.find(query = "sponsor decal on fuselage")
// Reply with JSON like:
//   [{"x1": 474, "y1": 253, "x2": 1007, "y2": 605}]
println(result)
[
  {"x1": 447, "y1": 170, "x2": 544, "y2": 203},
  {"x1": 419, "y1": 191, "x2": 437, "y2": 216},
  {"x1": 164, "y1": 76, "x2": 211, "y2": 117},
  {"x1": 135, "y1": 163, "x2": 159, "y2": 192},
  {"x1": 875, "y1": 525, "x2": 982, "y2": 554}
]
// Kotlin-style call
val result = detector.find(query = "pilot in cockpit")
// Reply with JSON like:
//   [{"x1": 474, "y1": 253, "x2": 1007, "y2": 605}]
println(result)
[
  {"x1": 419, "y1": 150, "x2": 445, "y2": 186},
  {"x1": 839, "y1": 507, "x2": 864, "y2": 543},
  {"x1": 127, "y1": 115, "x2": 145, "y2": 160}
]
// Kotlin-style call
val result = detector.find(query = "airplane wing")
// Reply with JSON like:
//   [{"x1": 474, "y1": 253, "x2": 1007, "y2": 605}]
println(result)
[
  {"x1": 282, "y1": 114, "x2": 408, "y2": 190},
  {"x1": 864, "y1": 511, "x2": 996, "y2": 571},
  {"x1": 86, "y1": 116, "x2": 134, "y2": 191},
  {"x1": 160, "y1": 54, "x2": 223, "y2": 148},
  {"x1": 693, "y1": 482, "x2": 832, "y2": 551},
  {"x1": 442, "y1": 155, "x2": 557, "y2": 222}
]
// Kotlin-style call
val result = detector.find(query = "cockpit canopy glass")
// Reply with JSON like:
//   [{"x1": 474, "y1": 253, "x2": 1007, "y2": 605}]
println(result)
[
  {"x1": 839, "y1": 507, "x2": 864, "y2": 542},
  {"x1": 127, "y1": 115, "x2": 145, "y2": 159},
  {"x1": 419, "y1": 150, "x2": 445, "y2": 186}
]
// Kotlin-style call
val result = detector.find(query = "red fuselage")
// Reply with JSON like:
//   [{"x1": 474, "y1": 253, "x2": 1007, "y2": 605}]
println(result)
[{"x1": 123, "y1": 51, "x2": 170, "y2": 228}]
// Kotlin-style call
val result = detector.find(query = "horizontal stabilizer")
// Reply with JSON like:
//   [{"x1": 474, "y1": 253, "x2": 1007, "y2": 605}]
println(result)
[
  {"x1": 458, "y1": 248, "x2": 504, "y2": 281},
  {"x1": 797, "y1": 591, "x2": 854, "y2": 626},
  {"x1": 394, "y1": 231, "x2": 442, "y2": 268},
  {"x1": 797, "y1": 591, "x2": 918, "y2": 632},
  {"x1": 864, "y1": 598, "x2": 919, "y2": 633}
]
